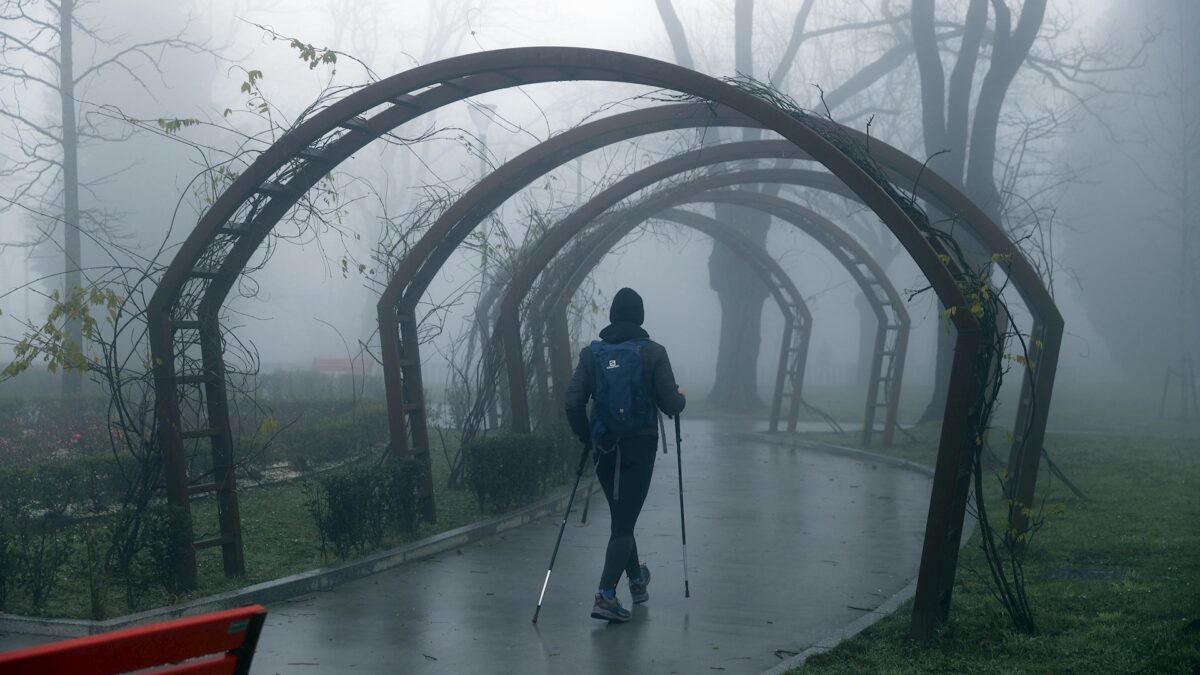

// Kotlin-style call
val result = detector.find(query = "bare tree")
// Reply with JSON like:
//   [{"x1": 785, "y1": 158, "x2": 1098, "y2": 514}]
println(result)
[
  {"x1": 910, "y1": 0, "x2": 1144, "y2": 421},
  {"x1": 1101, "y1": 0, "x2": 1200, "y2": 418},
  {"x1": 909, "y1": 0, "x2": 1038, "y2": 419},
  {"x1": 1145, "y1": 0, "x2": 1199, "y2": 419},
  {"x1": 0, "y1": 0, "x2": 207, "y2": 393},
  {"x1": 654, "y1": 1, "x2": 1126, "y2": 421},
  {"x1": 654, "y1": 0, "x2": 918, "y2": 410}
]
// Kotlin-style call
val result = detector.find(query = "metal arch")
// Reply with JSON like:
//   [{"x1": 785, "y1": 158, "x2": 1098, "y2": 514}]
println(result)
[
  {"x1": 377, "y1": 101, "x2": 1056, "y2": 546},
  {"x1": 424, "y1": 110, "x2": 1059, "y2": 548},
  {"x1": 151, "y1": 48, "x2": 985, "y2": 637},
  {"x1": 462, "y1": 103, "x2": 977, "y2": 643},
  {"x1": 407, "y1": 141, "x2": 910, "y2": 449},
  {"x1": 374, "y1": 102, "x2": 976, "y2": 492},
  {"x1": 687, "y1": 186, "x2": 907, "y2": 443},
  {"x1": 496, "y1": 168, "x2": 908, "y2": 439},
  {"x1": 536, "y1": 184, "x2": 906, "y2": 443},
  {"x1": 148, "y1": 59, "x2": 757, "y2": 587},
  {"x1": 482, "y1": 205, "x2": 811, "y2": 437},
  {"x1": 650, "y1": 210, "x2": 813, "y2": 434},
  {"x1": 382, "y1": 109, "x2": 767, "y2": 476},
  {"x1": 148, "y1": 60, "x2": 749, "y2": 587},
  {"x1": 482, "y1": 125, "x2": 975, "y2": 650},
  {"x1": 520, "y1": 206, "x2": 814, "y2": 435},
  {"x1": 465, "y1": 162, "x2": 910, "y2": 443}
]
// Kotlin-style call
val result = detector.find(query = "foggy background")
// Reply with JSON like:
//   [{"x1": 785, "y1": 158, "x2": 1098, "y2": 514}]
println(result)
[{"x1": 1, "y1": 0, "x2": 1195, "y2": 430}]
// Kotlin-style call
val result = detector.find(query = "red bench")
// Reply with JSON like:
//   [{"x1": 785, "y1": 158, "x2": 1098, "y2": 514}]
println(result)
[{"x1": 0, "y1": 604, "x2": 267, "y2": 675}]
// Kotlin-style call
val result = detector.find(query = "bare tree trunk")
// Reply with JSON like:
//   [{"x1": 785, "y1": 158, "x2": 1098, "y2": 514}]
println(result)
[
  {"x1": 944, "y1": 0, "x2": 988, "y2": 180},
  {"x1": 913, "y1": 0, "x2": 1044, "y2": 423},
  {"x1": 653, "y1": 0, "x2": 694, "y2": 68},
  {"x1": 964, "y1": 0, "x2": 1045, "y2": 216},
  {"x1": 912, "y1": 0, "x2": 956, "y2": 423},
  {"x1": 60, "y1": 0, "x2": 83, "y2": 395},
  {"x1": 706, "y1": 0, "x2": 770, "y2": 410},
  {"x1": 654, "y1": 0, "x2": 929, "y2": 412},
  {"x1": 708, "y1": 203, "x2": 770, "y2": 410}
]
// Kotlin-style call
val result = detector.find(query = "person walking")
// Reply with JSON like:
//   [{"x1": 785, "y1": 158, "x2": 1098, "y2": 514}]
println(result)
[{"x1": 565, "y1": 287, "x2": 686, "y2": 623}]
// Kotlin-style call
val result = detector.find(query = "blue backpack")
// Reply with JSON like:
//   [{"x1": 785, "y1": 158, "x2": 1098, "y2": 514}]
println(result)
[{"x1": 588, "y1": 338, "x2": 655, "y2": 441}]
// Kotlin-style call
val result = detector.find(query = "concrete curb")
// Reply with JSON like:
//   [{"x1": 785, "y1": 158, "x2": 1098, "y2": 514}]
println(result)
[
  {"x1": 739, "y1": 432, "x2": 976, "y2": 675},
  {"x1": 0, "y1": 483, "x2": 585, "y2": 639}
]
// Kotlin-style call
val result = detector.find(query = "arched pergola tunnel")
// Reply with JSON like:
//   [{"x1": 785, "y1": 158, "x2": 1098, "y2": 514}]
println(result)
[
  {"x1": 514, "y1": 170, "x2": 911, "y2": 445},
  {"x1": 495, "y1": 123, "x2": 1058, "y2": 533},
  {"x1": 471, "y1": 184, "x2": 896, "y2": 440},
  {"x1": 389, "y1": 102, "x2": 1054, "y2": 638},
  {"x1": 147, "y1": 47, "x2": 1059, "y2": 639},
  {"x1": 446, "y1": 150, "x2": 902, "y2": 443},
  {"x1": 431, "y1": 141, "x2": 915, "y2": 446},
  {"x1": 512, "y1": 205, "x2": 816, "y2": 435},
  {"x1": 381, "y1": 99, "x2": 1058, "y2": 500},
  {"x1": 459, "y1": 200, "x2": 816, "y2": 441}
]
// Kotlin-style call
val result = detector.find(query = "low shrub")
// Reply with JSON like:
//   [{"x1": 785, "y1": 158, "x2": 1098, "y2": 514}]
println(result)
[
  {"x1": 225, "y1": 400, "x2": 390, "y2": 477},
  {"x1": 0, "y1": 453, "x2": 123, "y2": 614},
  {"x1": 0, "y1": 514, "x2": 16, "y2": 608},
  {"x1": 140, "y1": 505, "x2": 194, "y2": 596},
  {"x1": 0, "y1": 454, "x2": 193, "y2": 615},
  {"x1": 306, "y1": 457, "x2": 426, "y2": 558},
  {"x1": 460, "y1": 433, "x2": 565, "y2": 514},
  {"x1": 74, "y1": 522, "x2": 110, "y2": 620},
  {"x1": 0, "y1": 453, "x2": 126, "y2": 521},
  {"x1": 0, "y1": 509, "x2": 72, "y2": 614}
]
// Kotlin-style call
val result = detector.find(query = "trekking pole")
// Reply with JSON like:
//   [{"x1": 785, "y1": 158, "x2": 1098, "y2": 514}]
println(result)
[
  {"x1": 533, "y1": 441, "x2": 591, "y2": 624},
  {"x1": 674, "y1": 415, "x2": 690, "y2": 598},
  {"x1": 658, "y1": 413, "x2": 668, "y2": 455}
]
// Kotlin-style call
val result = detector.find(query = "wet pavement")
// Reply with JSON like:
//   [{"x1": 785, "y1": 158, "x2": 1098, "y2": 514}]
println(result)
[
  {"x1": 247, "y1": 420, "x2": 932, "y2": 674},
  {"x1": 0, "y1": 421, "x2": 932, "y2": 673}
]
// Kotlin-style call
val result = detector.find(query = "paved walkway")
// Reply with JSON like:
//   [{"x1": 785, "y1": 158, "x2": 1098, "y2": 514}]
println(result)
[
  {"x1": 0, "y1": 421, "x2": 932, "y2": 672},
  {"x1": 248, "y1": 420, "x2": 931, "y2": 674}
]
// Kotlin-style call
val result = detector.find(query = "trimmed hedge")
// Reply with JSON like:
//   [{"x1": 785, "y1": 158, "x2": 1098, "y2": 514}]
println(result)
[
  {"x1": 306, "y1": 457, "x2": 427, "y2": 558},
  {"x1": 0, "y1": 454, "x2": 127, "y2": 519},
  {"x1": 460, "y1": 433, "x2": 569, "y2": 514}
]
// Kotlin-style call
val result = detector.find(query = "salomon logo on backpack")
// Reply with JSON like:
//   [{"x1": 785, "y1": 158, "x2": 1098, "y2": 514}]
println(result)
[{"x1": 589, "y1": 339, "x2": 654, "y2": 440}]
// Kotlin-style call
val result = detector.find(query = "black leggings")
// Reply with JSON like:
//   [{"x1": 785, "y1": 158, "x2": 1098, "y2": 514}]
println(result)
[{"x1": 595, "y1": 434, "x2": 657, "y2": 590}]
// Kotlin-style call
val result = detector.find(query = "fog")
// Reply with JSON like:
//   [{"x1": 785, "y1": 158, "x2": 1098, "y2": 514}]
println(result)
[
  {"x1": 2, "y1": 3, "x2": 1200, "y2": 668},
  {"x1": 1, "y1": 0, "x2": 1195, "y2": 431}
]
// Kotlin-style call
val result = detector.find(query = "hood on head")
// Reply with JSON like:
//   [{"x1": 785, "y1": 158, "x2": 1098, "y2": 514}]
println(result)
[{"x1": 609, "y1": 287, "x2": 644, "y2": 326}]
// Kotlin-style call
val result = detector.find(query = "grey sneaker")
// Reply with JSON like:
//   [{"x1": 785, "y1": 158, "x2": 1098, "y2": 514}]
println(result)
[
  {"x1": 590, "y1": 591, "x2": 632, "y2": 623},
  {"x1": 629, "y1": 564, "x2": 651, "y2": 604}
]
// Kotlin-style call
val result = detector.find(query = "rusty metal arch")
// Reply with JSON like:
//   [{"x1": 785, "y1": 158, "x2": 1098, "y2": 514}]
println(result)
[
  {"x1": 149, "y1": 47, "x2": 1006, "y2": 637},
  {"x1": 515, "y1": 206, "x2": 815, "y2": 435}
]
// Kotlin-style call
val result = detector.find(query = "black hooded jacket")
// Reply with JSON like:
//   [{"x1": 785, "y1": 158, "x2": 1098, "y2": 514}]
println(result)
[{"x1": 563, "y1": 321, "x2": 687, "y2": 441}]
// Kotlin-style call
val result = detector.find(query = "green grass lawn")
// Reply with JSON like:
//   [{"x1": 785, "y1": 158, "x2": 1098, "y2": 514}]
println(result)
[
  {"x1": 788, "y1": 427, "x2": 1200, "y2": 674},
  {"x1": 191, "y1": 461, "x2": 494, "y2": 593}
]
